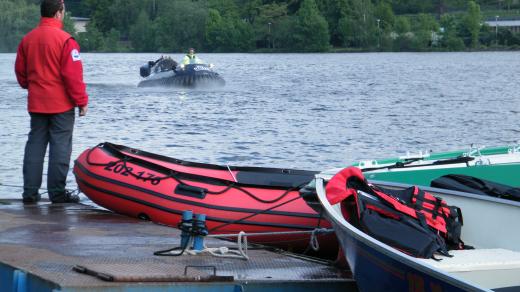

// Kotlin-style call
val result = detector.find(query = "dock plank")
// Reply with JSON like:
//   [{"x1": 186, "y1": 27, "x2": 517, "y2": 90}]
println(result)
[{"x1": 0, "y1": 199, "x2": 355, "y2": 291}]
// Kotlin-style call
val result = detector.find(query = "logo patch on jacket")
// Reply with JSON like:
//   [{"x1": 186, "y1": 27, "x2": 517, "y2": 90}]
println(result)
[{"x1": 71, "y1": 49, "x2": 81, "y2": 61}]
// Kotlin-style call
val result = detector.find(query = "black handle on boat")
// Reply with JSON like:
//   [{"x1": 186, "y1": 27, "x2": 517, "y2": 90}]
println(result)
[{"x1": 174, "y1": 184, "x2": 208, "y2": 199}]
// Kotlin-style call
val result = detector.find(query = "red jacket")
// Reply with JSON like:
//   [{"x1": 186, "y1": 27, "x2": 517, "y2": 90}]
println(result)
[{"x1": 15, "y1": 17, "x2": 88, "y2": 114}]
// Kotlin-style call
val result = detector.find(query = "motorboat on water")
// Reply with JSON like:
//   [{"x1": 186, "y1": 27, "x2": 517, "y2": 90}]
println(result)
[
  {"x1": 138, "y1": 56, "x2": 225, "y2": 88},
  {"x1": 73, "y1": 142, "x2": 334, "y2": 252},
  {"x1": 352, "y1": 144, "x2": 520, "y2": 200},
  {"x1": 315, "y1": 167, "x2": 520, "y2": 291}
]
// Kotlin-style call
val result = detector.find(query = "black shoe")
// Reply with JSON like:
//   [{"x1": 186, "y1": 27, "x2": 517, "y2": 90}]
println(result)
[
  {"x1": 22, "y1": 195, "x2": 41, "y2": 204},
  {"x1": 51, "y1": 191, "x2": 80, "y2": 204}
]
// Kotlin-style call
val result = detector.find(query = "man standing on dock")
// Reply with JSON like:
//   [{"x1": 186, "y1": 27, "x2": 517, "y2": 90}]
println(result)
[{"x1": 14, "y1": 0, "x2": 88, "y2": 204}]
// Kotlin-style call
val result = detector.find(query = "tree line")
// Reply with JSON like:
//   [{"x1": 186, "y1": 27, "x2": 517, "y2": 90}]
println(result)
[{"x1": 2, "y1": 0, "x2": 520, "y2": 53}]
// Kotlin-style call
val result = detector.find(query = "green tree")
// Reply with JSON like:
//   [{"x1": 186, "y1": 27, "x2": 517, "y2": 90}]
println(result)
[
  {"x1": 439, "y1": 14, "x2": 465, "y2": 50},
  {"x1": 410, "y1": 14, "x2": 440, "y2": 51},
  {"x1": 271, "y1": 15, "x2": 297, "y2": 50},
  {"x1": 236, "y1": 0, "x2": 262, "y2": 23},
  {"x1": 76, "y1": 22, "x2": 105, "y2": 51},
  {"x1": 391, "y1": 0, "x2": 434, "y2": 14},
  {"x1": 84, "y1": 0, "x2": 113, "y2": 34},
  {"x1": 374, "y1": 1, "x2": 395, "y2": 31},
  {"x1": 206, "y1": 9, "x2": 234, "y2": 51},
  {"x1": 288, "y1": 0, "x2": 329, "y2": 51},
  {"x1": 103, "y1": 28, "x2": 124, "y2": 51},
  {"x1": 154, "y1": 0, "x2": 208, "y2": 52},
  {"x1": 206, "y1": 1, "x2": 255, "y2": 51},
  {"x1": 337, "y1": 0, "x2": 377, "y2": 48},
  {"x1": 0, "y1": 0, "x2": 39, "y2": 52},
  {"x1": 315, "y1": 0, "x2": 348, "y2": 47},
  {"x1": 463, "y1": 1, "x2": 481, "y2": 48},
  {"x1": 252, "y1": 3, "x2": 288, "y2": 48},
  {"x1": 106, "y1": 0, "x2": 149, "y2": 39},
  {"x1": 129, "y1": 11, "x2": 157, "y2": 52},
  {"x1": 208, "y1": 0, "x2": 240, "y2": 18},
  {"x1": 63, "y1": 13, "x2": 77, "y2": 36},
  {"x1": 394, "y1": 16, "x2": 411, "y2": 34}
]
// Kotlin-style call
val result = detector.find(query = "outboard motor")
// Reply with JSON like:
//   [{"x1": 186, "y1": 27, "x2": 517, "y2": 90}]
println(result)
[{"x1": 140, "y1": 62, "x2": 152, "y2": 78}]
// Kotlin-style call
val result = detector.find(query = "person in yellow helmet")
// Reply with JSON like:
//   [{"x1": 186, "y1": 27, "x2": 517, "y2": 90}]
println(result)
[{"x1": 181, "y1": 48, "x2": 203, "y2": 65}]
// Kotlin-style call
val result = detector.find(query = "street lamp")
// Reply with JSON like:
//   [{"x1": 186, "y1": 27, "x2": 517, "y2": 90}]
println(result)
[
  {"x1": 268, "y1": 22, "x2": 272, "y2": 49},
  {"x1": 376, "y1": 19, "x2": 381, "y2": 49},
  {"x1": 495, "y1": 15, "x2": 499, "y2": 47}
]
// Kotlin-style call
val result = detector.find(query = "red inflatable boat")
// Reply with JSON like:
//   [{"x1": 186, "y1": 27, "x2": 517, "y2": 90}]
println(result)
[{"x1": 73, "y1": 142, "x2": 334, "y2": 252}]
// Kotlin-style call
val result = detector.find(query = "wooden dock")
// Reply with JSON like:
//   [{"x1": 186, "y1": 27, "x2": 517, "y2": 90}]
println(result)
[{"x1": 0, "y1": 199, "x2": 356, "y2": 291}]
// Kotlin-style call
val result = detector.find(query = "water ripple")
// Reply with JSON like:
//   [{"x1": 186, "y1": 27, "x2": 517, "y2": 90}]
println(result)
[{"x1": 0, "y1": 52, "x2": 519, "y2": 195}]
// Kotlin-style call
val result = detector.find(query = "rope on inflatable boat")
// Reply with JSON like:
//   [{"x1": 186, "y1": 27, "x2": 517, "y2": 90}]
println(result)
[
  {"x1": 207, "y1": 192, "x2": 305, "y2": 232},
  {"x1": 85, "y1": 144, "x2": 300, "y2": 204},
  {"x1": 86, "y1": 144, "x2": 329, "y2": 253}
]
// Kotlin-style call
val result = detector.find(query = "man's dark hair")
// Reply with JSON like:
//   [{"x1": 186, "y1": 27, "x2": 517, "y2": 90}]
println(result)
[{"x1": 41, "y1": 0, "x2": 64, "y2": 18}]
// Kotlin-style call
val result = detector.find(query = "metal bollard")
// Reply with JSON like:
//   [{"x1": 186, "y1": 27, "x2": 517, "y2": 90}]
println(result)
[
  {"x1": 180, "y1": 210, "x2": 193, "y2": 248},
  {"x1": 192, "y1": 213, "x2": 208, "y2": 251}
]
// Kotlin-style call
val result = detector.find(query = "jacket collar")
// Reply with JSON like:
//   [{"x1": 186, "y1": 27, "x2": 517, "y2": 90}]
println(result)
[{"x1": 39, "y1": 17, "x2": 63, "y2": 29}]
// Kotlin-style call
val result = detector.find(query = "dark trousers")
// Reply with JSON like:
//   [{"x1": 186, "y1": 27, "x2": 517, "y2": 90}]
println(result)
[{"x1": 23, "y1": 109, "x2": 75, "y2": 202}]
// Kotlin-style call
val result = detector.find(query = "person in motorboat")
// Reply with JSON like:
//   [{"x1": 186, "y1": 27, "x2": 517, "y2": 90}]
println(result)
[
  {"x1": 138, "y1": 50, "x2": 224, "y2": 87},
  {"x1": 181, "y1": 48, "x2": 203, "y2": 65}
]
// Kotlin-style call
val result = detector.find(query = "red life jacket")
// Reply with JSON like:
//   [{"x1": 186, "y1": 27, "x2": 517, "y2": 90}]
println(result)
[{"x1": 326, "y1": 167, "x2": 465, "y2": 257}]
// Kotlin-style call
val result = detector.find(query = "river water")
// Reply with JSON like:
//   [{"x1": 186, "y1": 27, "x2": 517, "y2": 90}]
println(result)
[{"x1": 0, "y1": 52, "x2": 519, "y2": 199}]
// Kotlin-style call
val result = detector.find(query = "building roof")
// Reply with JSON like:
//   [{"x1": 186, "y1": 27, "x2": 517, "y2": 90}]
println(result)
[{"x1": 484, "y1": 20, "x2": 520, "y2": 27}]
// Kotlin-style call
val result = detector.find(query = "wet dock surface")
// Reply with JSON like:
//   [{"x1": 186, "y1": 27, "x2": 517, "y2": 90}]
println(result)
[{"x1": 0, "y1": 199, "x2": 355, "y2": 291}]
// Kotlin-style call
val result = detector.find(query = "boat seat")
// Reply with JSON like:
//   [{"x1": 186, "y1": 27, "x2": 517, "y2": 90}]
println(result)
[
  {"x1": 422, "y1": 248, "x2": 520, "y2": 272},
  {"x1": 421, "y1": 249, "x2": 520, "y2": 289}
]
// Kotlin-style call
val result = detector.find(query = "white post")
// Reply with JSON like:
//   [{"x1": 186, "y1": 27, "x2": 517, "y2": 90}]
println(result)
[{"x1": 495, "y1": 15, "x2": 499, "y2": 47}]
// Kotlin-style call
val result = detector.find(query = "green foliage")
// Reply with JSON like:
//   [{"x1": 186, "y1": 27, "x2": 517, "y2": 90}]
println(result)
[
  {"x1": 84, "y1": 0, "x2": 112, "y2": 34},
  {"x1": 271, "y1": 15, "x2": 297, "y2": 50},
  {"x1": 375, "y1": 1, "x2": 395, "y2": 31},
  {"x1": 76, "y1": 22, "x2": 105, "y2": 51},
  {"x1": 66, "y1": 0, "x2": 91, "y2": 18},
  {"x1": 0, "y1": 0, "x2": 39, "y2": 52},
  {"x1": 408, "y1": 14, "x2": 440, "y2": 50},
  {"x1": 315, "y1": 0, "x2": 348, "y2": 46},
  {"x1": 438, "y1": 14, "x2": 464, "y2": 51},
  {"x1": 205, "y1": 9, "x2": 254, "y2": 52},
  {"x1": 463, "y1": 1, "x2": 481, "y2": 48},
  {"x1": 129, "y1": 11, "x2": 157, "y2": 52},
  {"x1": 394, "y1": 16, "x2": 411, "y2": 33},
  {"x1": 103, "y1": 28, "x2": 123, "y2": 51},
  {"x1": 291, "y1": 0, "x2": 330, "y2": 51},
  {"x1": 63, "y1": 13, "x2": 77, "y2": 36},
  {"x1": 208, "y1": 0, "x2": 239, "y2": 18},
  {"x1": 1, "y1": 0, "x2": 519, "y2": 52},
  {"x1": 252, "y1": 3, "x2": 288, "y2": 48},
  {"x1": 154, "y1": 0, "x2": 208, "y2": 52},
  {"x1": 337, "y1": 0, "x2": 377, "y2": 48}
]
